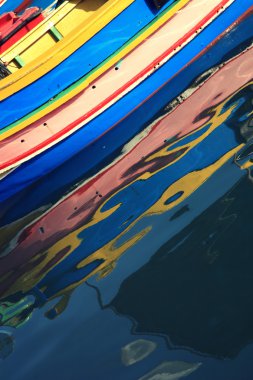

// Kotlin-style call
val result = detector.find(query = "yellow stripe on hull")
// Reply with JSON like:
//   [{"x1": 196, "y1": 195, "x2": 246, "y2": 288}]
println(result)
[
  {"x1": 0, "y1": 0, "x2": 190, "y2": 140},
  {"x1": 0, "y1": 0, "x2": 134, "y2": 99},
  {"x1": 1, "y1": 0, "x2": 84, "y2": 73}
]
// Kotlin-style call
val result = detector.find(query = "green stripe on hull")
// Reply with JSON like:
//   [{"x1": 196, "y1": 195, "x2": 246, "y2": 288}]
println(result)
[
  {"x1": 49, "y1": 26, "x2": 64, "y2": 42},
  {"x1": 1, "y1": 0, "x2": 180, "y2": 136},
  {"x1": 14, "y1": 55, "x2": 25, "y2": 68}
]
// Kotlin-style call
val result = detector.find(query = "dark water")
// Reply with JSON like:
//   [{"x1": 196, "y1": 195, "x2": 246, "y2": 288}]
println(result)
[
  {"x1": 1, "y1": 10, "x2": 253, "y2": 380},
  {"x1": 2, "y1": 158, "x2": 253, "y2": 379}
]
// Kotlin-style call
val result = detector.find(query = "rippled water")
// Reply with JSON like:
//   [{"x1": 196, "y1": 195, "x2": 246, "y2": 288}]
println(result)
[
  {"x1": 1, "y1": 7, "x2": 253, "y2": 380},
  {"x1": 2, "y1": 162, "x2": 253, "y2": 379}
]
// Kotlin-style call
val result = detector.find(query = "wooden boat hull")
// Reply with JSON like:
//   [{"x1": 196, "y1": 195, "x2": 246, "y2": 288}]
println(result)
[
  {"x1": 0, "y1": 0, "x2": 52, "y2": 13},
  {"x1": 0, "y1": 0, "x2": 182, "y2": 128},
  {"x1": 0, "y1": 0, "x2": 192, "y2": 139},
  {"x1": 0, "y1": 3, "x2": 252, "y2": 205},
  {"x1": 1, "y1": 0, "x2": 113, "y2": 71},
  {"x1": 0, "y1": 0, "x2": 236, "y2": 173},
  {"x1": 0, "y1": 8, "x2": 45, "y2": 54},
  {"x1": 0, "y1": 44, "x2": 252, "y2": 301}
]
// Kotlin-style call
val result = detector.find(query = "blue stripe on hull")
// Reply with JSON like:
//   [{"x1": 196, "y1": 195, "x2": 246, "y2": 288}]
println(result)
[
  {"x1": 0, "y1": 0, "x2": 252, "y2": 206},
  {"x1": 0, "y1": 0, "x2": 177, "y2": 128},
  {"x1": 36, "y1": 124, "x2": 241, "y2": 297}
]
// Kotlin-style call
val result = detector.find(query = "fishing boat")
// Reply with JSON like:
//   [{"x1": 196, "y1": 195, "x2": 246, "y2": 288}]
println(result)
[
  {"x1": 0, "y1": 40, "x2": 252, "y2": 303},
  {"x1": 0, "y1": 0, "x2": 191, "y2": 138},
  {"x1": 1, "y1": 25, "x2": 253, "y2": 260},
  {"x1": 0, "y1": 0, "x2": 54, "y2": 14},
  {"x1": 0, "y1": 0, "x2": 111, "y2": 72},
  {"x1": 0, "y1": 0, "x2": 238, "y2": 174},
  {"x1": 0, "y1": 8, "x2": 45, "y2": 54},
  {"x1": 0, "y1": 0, "x2": 252, "y2": 203},
  {"x1": 1, "y1": 4, "x2": 253, "y2": 377},
  {"x1": 0, "y1": 0, "x2": 7, "y2": 8},
  {"x1": 0, "y1": 0, "x2": 184, "y2": 129}
]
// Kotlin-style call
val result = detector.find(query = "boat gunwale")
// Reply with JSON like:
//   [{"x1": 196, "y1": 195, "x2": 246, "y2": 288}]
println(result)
[
  {"x1": 0, "y1": 0, "x2": 83, "y2": 63},
  {"x1": 0, "y1": 0, "x2": 193, "y2": 138},
  {"x1": 0, "y1": 0, "x2": 237, "y2": 173},
  {"x1": 0, "y1": 0, "x2": 135, "y2": 98}
]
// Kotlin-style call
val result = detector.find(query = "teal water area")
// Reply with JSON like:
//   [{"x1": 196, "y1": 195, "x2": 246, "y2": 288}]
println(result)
[
  {"x1": 1, "y1": 157, "x2": 253, "y2": 380},
  {"x1": 1, "y1": 10, "x2": 253, "y2": 380}
]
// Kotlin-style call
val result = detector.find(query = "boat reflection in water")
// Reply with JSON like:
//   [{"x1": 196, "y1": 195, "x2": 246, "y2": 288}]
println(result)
[
  {"x1": 1, "y1": 18, "x2": 253, "y2": 380},
  {"x1": 111, "y1": 162, "x2": 253, "y2": 359}
]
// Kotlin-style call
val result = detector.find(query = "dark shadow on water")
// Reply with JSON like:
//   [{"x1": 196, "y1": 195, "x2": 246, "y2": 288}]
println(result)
[{"x1": 110, "y1": 174, "x2": 253, "y2": 359}]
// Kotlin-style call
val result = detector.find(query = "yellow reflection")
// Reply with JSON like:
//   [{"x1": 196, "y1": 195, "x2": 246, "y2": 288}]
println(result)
[{"x1": 0, "y1": 81, "x2": 248, "y2": 305}]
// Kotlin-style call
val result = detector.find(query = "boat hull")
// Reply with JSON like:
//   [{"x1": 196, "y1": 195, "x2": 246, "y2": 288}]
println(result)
[
  {"x1": 0, "y1": 1, "x2": 252, "y2": 203},
  {"x1": 0, "y1": 0, "x2": 237, "y2": 173},
  {"x1": 0, "y1": 0, "x2": 182, "y2": 128}
]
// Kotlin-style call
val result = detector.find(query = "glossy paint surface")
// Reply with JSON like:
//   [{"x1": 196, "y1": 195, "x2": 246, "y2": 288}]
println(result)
[
  {"x1": 0, "y1": 0, "x2": 181, "y2": 128},
  {"x1": 0, "y1": 8, "x2": 44, "y2": 54},
  {"x1": 0, "y1": 0, "x2": 235, "y2": 173},
  {"x1": 0, "y1": 0, "x2": 193, "y2": 139},
  {"x1": 1, "y1": 0, "x2": 116, "y2": 72},
  {"x1": 0, "y1": 3, "x2": 252, "y2": 203},
  {"x1": 0, "y1": 0, "x2": 54, "y2": 14},
  {"x1": 1, "y1": 39, "x2": 252, "y2": 281},
  {"x1": 0, "y1": 0, "x2": 134, "y2": 82},
  {"x1": 1, "y1": 16, "x2": 253, "y2": 378}
]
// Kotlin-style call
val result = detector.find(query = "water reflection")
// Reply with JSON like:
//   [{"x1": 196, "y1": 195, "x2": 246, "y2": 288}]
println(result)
[
  {"x1": 121, "y1": 339, "x2": 157, "y2": 366},
  {"x1": 1, "y1": 49, "x2": 253, "y2": 312},
  {"x1": 110, "y1": 172, "x2": 253, "y2": 359},
  {"x1": 0, "y1": 330, "x2": 14, "y2": 359},
  {"x1": 0, "y1": 16, "x2": 253, "y2": 379},
  {"x1": 138, "y1": 361, "x2": 202, "y2": 380}
]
